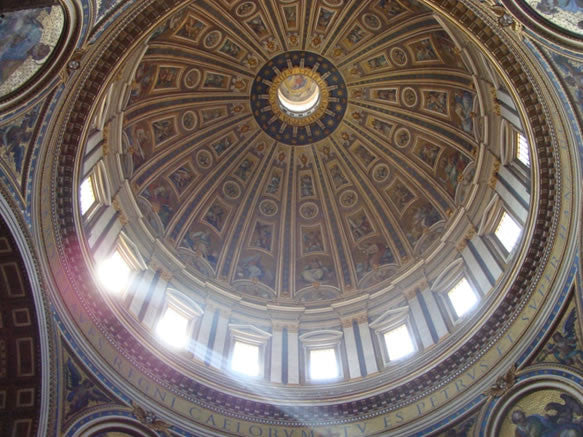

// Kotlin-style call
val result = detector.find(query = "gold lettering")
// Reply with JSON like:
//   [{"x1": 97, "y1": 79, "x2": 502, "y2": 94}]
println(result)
[
  {"x1": 112, "y1": 354, "x2": 123, "y2": 371},
  {"x1": 137, "y1": 377, "x2": 150, "y2": 394},
  {"x1": 189, "y1": 406, "x2": 201, "y2": 420},
  {"x1": 249, "y1": 425, "x2": 264, "y2": 436},
  {"x1": 441, "y1": 387, "x2": 450, "y2": 400},
  {"x1": 455, "y1": 379, "x2": 467, "y2": 392},
  {"x1": 154, "y1": 387, "x2": 166, "y2": 402}
]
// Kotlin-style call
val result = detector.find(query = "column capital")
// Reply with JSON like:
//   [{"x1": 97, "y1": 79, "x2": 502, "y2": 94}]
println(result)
[
  {"x1": 272, "y1": 320, "x2": 299, "y2": 331},
  {"x1": 402, "y1": 278, "x2": 429, "y2": 301},
  {"x1": 341, "y1": 318, "x2": 353, "y2": 329}
]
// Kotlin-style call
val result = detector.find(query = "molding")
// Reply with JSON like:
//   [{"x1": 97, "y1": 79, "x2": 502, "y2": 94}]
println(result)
[
  {"x1": 0, "y1": 186, "x2": 54, "y2": 435},
  {"x1": 369, "y1": 306, "x2": 410, "y2": 333}
]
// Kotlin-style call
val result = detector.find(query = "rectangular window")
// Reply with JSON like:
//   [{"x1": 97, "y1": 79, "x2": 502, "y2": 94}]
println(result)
[
  {"x1": 156, "y1": 306, "x2": 189, "y2": 349},
  {"x1": 231, "y1": 341, "x2": 260, "y2": 377},
  {"x1": 516, "y1": 133, "x2": 530, "y2": 168},
  {"x1": 384, "y1": 324, "x2": 415, "y2": 361},
  {"x1": 448, "y1": 277, "x2": 478, "y2": 318},
  {"x1": 495, "y1": 211, "x2": 522, "y2": 253},
  {"x1": 80, "y1": 177, "x2": 96, "y2": 215},
  {"x1": 309, "y1": 348, "x2": 338, "y2": 381}
]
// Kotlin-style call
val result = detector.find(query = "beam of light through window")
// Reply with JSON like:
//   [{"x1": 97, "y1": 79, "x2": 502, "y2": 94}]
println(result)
[
  {"x1": 495, "y1": 211, "x2": 522, "y2": 253},
  {"x1": 96, "y1": 250, "x2": 131, "y2": 295},
  {"x1": 80, "y1": 177, "x2": 96, "y2": 215},
  {"x1": 156, "y1": 306, "x2": 189, "y2": 349},
  {"x1": 231, "y1": 341, "x2": 260, "y2": 377},
  {"x1": 384, "y1": 324, "x2": 415, "y2": 361},
  {"x1": 448, "y1": 277, "x2": 478, "y2": 318},
  {"x1": 310, "y1": 348, "x2": 338, "y2": 380}
]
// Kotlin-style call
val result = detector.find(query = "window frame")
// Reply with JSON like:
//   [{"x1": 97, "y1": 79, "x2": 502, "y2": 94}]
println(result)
[
  {"x1": 299, "y1": 330, "x2": 344, "y2": 383},
  {"x1": 369, "y1": 307, "x2": 417, "y2": 367},
  {"x1": 95, "y1": 233, "x2": 146, "y2": 296},
  {"x1": 95, "y1": 247, "x2": 134, "y2": 296},
  {"x1": 79, "y1": 160, "x2": 111, "y2": 221},
  {"x1": 508, "y1": 129, "x2": 531, "y2": 183},
  {"x1": 227, "y1": 325, "x2": 272, "y2": 379},
  {"x1": 80, "y1": 175, "x2": 98, "y2": 217},
  {"x1": 308, "y1": 347, "x2": 340, "y2": 382},
  {"x1": 382, "y1": 323, "x2": 417, "y2": 363},
  {"x1": 481, "y1": 201, "x2": 524, "y2": 264},
  {"x1": 155, "y1": 304, "x2": 192, "y2": 349},
  {"x1": 492, "y1": 209, "x2": 522, "y2": 258},
  {"x1": 515, "y1": 131, "x2": 531, "y2": 169},
  {"x1": 230, "y1": 340, "x2": 262, "y2": 377},
  {"x1": 155, "y1": 291, "x2": 202, "y2": 350},
  {"x1": 446, "y1": 276, "x2": 480, "y2": 320}
]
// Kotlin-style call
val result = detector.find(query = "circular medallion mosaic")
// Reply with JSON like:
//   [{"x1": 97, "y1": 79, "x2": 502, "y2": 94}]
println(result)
[
  {"x1": 394, "y1": 127, "x2": 412, "y2": 147},
  {"x1": 390, "y1": 47, "x2": 408, "y2": 66},
  {"x1": 204, "y1": 30, "x2": 222, "y2": 49},
  {"x1": 362, "y1": 13, "x2": 382, "y2": 31},
  {"x1": 181, "y1": 111, "x2": 197, "y2": 131},
  {"x1": 251, "y1": 51, "x2": 347, "y2": 146},
  {"x1": 372, "y1": 163, "x2": 390, "y2": 182},
  {"x1": 184, "y1": 68, "x2": 201, "y2": 89},
  {"x1": 299, "y1": 202, "x2": 319, "y2": 220},
  {"x1": 339, "y1": 190, "x2": 358, "y2": 208},
  {"x1": 402, "y1": 87, "x2": 418, "y2": 107},
  {"x1": 196, "y1": 150, "x2": 212, "y2": 168},
  {"x1": 259, "y1": 199, "x2": 278, "y2": 216},
  {"x1": 223, "y1": 181, "x2": 241, "y2": 199},
  {"x1": 236, "y1": 1, "x2": 256, "y2": 17}
]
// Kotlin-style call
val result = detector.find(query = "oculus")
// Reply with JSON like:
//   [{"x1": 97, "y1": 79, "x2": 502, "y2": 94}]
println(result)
[
  {"x1": 277, "y1": 73, "x2": 321, "y2": 116},
  {"x1": 269, "y1": 67, "x2": 328, "y2": 126},
  {"x1": 251, "y1": 51, "x2": 347, "y2": 145}
]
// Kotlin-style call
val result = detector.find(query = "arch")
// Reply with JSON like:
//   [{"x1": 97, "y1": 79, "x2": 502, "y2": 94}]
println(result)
[{"x1": 0, "y1": 193, "x2": 52, "y2": 436}]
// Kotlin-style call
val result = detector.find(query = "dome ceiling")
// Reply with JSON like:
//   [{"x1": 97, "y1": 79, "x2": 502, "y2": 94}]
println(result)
[
  {"x1": 121, "y1": 0, "x2": 480, "y2": 304},
  {"x1": 35, "y1": 0, "x2": 581, "y2": 434}
]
